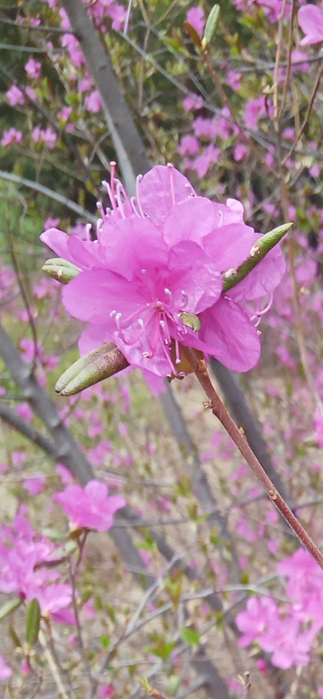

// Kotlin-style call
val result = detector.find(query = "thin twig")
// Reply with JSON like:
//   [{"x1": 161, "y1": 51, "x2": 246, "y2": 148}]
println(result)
[{"x1": 183, "y1": 348, "x2": 323, "y2": 570}]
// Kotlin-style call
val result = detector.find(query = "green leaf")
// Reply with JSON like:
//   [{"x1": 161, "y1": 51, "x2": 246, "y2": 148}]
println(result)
[
  {"x1": 222, "y1": 222, "x2": 293, "y2": 293},
  {"x1": 202, "y1": 5, "x2": 220, "y2": 48},
  {"x1": 26, "y1": 599, "x2": 41, "y2": 647},
  {"x1": 148, "y1": 641, "x2": 176, "y2": 659},
  {"x1": 180, "y1": 627, "x2": 200, "y2": 646},
  {"x1": 184, "y1": 21, "x2": 202, "y2": 49},
  {"x1": 0, "y1": 598, "x2": 22, "y2": 622},
  {"x1": 100, "y1": 634, "x2": 110, "y2": 649},
  {"x1": 8, "y1": 625, "x2": 22, "y2": 649}
]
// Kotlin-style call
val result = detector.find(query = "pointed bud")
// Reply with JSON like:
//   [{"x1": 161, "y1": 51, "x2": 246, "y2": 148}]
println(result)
[
  {"x1": 202, "y1": 4, "x2": 220, "y2": 49},
  {"x1": 222, "y1": 222, "x2": 293, "y2": 293},
  {"x1": 55, "y1": 343, "x2": 129, "y2": 396},
  {"x1": 42, "y1": 257, "x2": 81, "y2": 285},
  {"x1": 180, "y1": 312, "x2": 201, "y2": 332}
]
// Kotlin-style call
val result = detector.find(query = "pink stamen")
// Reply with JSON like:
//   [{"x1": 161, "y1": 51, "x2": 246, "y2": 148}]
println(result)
[
  {"x1": 130, "y1": 197, "x2": 142, "y2": 217},
  {"x1": 136, "y1": 175, "x2": 145, "y2": 218},
  {"x1": 251, "y1": 293, "x2": 274, "y2": 323},
  {"x1": 167, "y1": 163, "x2": 176, "y2": 205},
  {"x1": 116, "y1": 181, "x2": 127, "y2": 219}
]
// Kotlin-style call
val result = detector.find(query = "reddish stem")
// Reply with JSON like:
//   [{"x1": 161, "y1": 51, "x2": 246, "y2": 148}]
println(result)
[{"x1": 184, "y1": 348, "x2": 323, "y2": 570}]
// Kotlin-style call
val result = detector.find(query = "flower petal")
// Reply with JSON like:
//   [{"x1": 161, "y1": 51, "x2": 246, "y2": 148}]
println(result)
[
  {"x1": 138, "y1": 165, "x2": 195, "y2": 225},
  {"x1": 41, "y1": 228, "x2": 74, "y2": 261},
  {"x1": 167, "y1": 241, "x2": 222, "y2": 313},
  {"x1": 100, "y1": 216, "x2": 168, "y2": 280},
  {"x1": 298, "y1": 5, "x2": 323, "y2": 46},
  {"x1": 197, "y1": 297, "x2": 261, "y2": 371},
  {"x1": 63, "y1": 270, "x2": 143, "y2": 325}
]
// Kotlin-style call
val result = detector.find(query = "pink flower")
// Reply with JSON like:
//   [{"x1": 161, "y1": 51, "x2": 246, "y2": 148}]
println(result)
[
  {"x1": 61, "y1": 34, "x2": 85, "y2": 68},
  {"x1": 85, "y1": 89, "x2": 102, "y2": 113},
  {"x1": 234, "y1": 144, "x2": 249, "y2": 162},
  {"x1": 298, "y1": 4, "x2": 323, "y2": 46},
  {"x1": 183, "y1": 93, "x2": 204, "y2": 112},
  {"x1": 25, "y1": 58, "x2": 41, "y2": 79},
  {"x1": 23, "y1": 476, "x2": 46, "y2": 496},
  {"x1": 54, "y1": 480, "x2": 125, "y2": 531},
  {"x1": 41, "y1": 164, "x2": 285, "y2": 376},
  {"x1": 1, "y1": 128, "x2": 23, "y2": 147},
  {"x1": 32, "y1": 127, "x2": 57, "y2": 149},
  {"x1": 0, "y1": 655, "x2": 12, "y2": 681},
  {"x1": 98, "y1": 685, "x2": 114, "y2": 699},
  {"x1": 25, "y1": 86, "x2": 37, "y2": 102},
  {"x1": 27, "y1": 583, "x2": 74, "y2": 624},
  {"x1": 6, "y1": 85, "x2": 25, "y2": 107},
  {"x1": 259, "y1": 618, "x2": 312, "y2": 669},
  {"x1": 236, "y1": 596, "x2": 278, "y2": 647},
  {"x1": 178, "y1": 135, "x2": 200, "y2": 156},
  {"x1": 186, "y1": 7, "x2": 205, "y2": 37}
]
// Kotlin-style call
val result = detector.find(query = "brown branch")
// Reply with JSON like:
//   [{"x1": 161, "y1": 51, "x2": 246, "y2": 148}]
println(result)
[{"x1": 184, "y1": 348, "x2": 323, "y2": 570}]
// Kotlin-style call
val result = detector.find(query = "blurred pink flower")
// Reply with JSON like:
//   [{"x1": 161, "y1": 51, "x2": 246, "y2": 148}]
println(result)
[
  {"x1": 178, "y1": 135, "x2": 200, "y2": 156},
  {"x1": 98, "y1": 685, "x2": 114, "y2": 699},
  {"x1": 299, "y1": 4, "x2": 323, "y2": 46},
  {"x1": 0, "y1": 655, "x2": 12, "y2": 681},
  {"x1": 1, "y1": 128, "x2": 23, "y2": 147},
  {"x1": 23, "y1": 476, "x2": 46, "y2": 496},
  {"x1": 6, "y1": 85, "x2": 24, "y2": 107},
  {"x1": 236, "y1": 596, "x2": 278, "y2": 647},
  {"x1": 32, "y1": 126, "x2": 57, "y2": 149},
  {"x1": 54, "y1": 481, "x2": 125, "y2": 531},
  {"x1": 183, "y1": 93, "x2": 204, "y2": 112},
  {"x1": 186, "y1": 7, "x2": 205, "y2": 36},
  {"x1": 234, "y1": 143, "x2": 249, "y2": 162},
  {"x1": 25, "y1": 58, "x2": 41, "y2": 79},
  {"x1": 85, "y1": 89, "x2": 102, "y2": 113}
]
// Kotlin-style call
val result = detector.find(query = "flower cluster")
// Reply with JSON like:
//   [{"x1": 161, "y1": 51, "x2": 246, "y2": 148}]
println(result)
[
  {"x1": 41, "y1": 164, "x2": 285, "y2": 379},
  {"x1": 236, "y1": 549, "x2": 323, "y2": 669},
  {"x1": 0, "y1": 508, "x2": 74, "y2": 624}
]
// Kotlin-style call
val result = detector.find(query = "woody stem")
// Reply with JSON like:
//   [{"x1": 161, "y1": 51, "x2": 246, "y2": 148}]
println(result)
[{"x1": 183, "y1": 347, "x2": 323, "y2": 570}]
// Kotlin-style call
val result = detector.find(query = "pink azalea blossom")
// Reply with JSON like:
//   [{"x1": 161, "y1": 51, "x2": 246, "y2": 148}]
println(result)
[
  {"x1": 25, "y1": 86, "x2": 37, "y2": 102},
  {"x1": 41, "y1": 164, "x2": 285, "y2": 376},
  {"x1": 23, "y1": 476, "x2": 46, "y2": 496},
  {"x1": 236, "y1": 596, "x2": 278, "y2": 647},
  {"x1": 0, "y1": 655, "x2": 12, "y2": 681},
  {"x1": 259, "y1": 617, "x2": 312, "y2": 669},
  {"x1": 54, "y1": 480, "x2": 125, "y2": 531},
  {"x1": 298, "y1": 4, "x2": 323, "y2": 46},
  {"x1": 25, "y1": 58, "x2": 41, "y2": 79},
  {"x1": 234, "y1": 143, "x2": 249, "y2": 162},
  {"x1": 1, "y1": 128, "x2": 23, "y2": 147},
  {"x1": 6, "y1": 85, "x2": 25, "y2": 107},
  {"x1": 85, "y1": 89, "x2": 102, "y2": 113},
  {"x1": 98, "y1": 685, "x2": 114, "y2": 699},
  {"x1": 186, "y1": 7, "x2": 205, "y2": 37},
  {"x1": 183, "y1": 93, "x2": 204, "y2": 112},
  {"x1": 178, "y1": 135, "x2": 200, "y2": 156}
]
